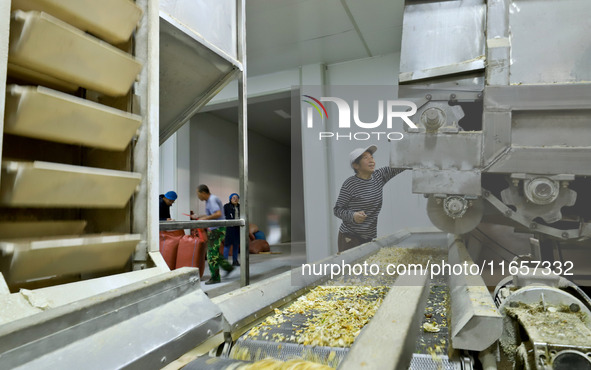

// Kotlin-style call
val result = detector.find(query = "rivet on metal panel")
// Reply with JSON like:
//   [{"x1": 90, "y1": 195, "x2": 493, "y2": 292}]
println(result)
[
  {"x1": 484, "y1": 191, "x2": 490, "y2": 197},
  {"x1": 450, "y1": 94, "x2": 456, "y2": 100},
  {"x1": 426, "y1": 94, "x2": 432, "y2": 100},
  {"x1": 561, "y1": 232, "x2": 569, "y2": 239},
  {"x1": 161, "y1": 357, "x2": 167, "y2": 363},
  {"x1": 570, "y1": 303, "x2": 580, "y2": 312},
  {"x1": 530, "y1": 223, "x2": 537, "y2": 229},
  {"x1": 207, "y1": 329, "x2": 212, "y2": 336},
  {"x1": 505, "y1": 210, "x2": 512, "y2": 216}
]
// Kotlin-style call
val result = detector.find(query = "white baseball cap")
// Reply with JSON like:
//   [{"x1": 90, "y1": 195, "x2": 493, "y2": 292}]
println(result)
[{"x1": 349, "y1": 145, "x2": 377, "y2": 169}]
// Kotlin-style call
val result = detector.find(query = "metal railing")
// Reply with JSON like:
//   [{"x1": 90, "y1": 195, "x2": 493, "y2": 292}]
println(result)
[{"x1": 159, "y1": 219, "x2": 245, "y2": 231}]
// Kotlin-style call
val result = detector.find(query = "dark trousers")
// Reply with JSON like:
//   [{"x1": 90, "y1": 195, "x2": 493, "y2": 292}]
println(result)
[
  {"x1": 337, "y1": 232, "x2": 371, "y2": 253},
  {"x1": 224, "y1": 227, "x2": 240, "y2": 263}
]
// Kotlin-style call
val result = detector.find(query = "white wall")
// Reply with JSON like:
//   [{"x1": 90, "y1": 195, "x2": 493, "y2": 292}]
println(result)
[
  {"x1": 159, "y1": 133, "x2": 177, "y2": 219},
  {"x1": 159, "y1": 124, "x2": 192, "y2": 221},
  {"x1": 189, "y1": 113, "x2": 291, "y2": 240},
  {"x1": 176, "y1": 123, "x2": 192, "y2": 219}
]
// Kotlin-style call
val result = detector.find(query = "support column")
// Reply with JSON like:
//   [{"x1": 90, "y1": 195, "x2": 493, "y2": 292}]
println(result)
[{"x1": 300, "y1": 64, "x2": 334, "y2": 262}]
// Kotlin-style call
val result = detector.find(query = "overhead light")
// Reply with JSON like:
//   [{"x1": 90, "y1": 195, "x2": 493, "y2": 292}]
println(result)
[{"x1": 274, "y1": 109, "x2": 291, "y2": 119}]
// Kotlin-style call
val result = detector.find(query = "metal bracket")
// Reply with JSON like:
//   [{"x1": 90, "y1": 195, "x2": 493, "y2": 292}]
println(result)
[{"x1": 483, "y1": 188, "x2": 589, "y2": 240}]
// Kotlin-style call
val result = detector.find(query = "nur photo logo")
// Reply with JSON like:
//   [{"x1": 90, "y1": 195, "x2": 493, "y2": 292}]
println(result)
[{"x1": 302, "y1": 95, "x2": 417, "y2": 141}]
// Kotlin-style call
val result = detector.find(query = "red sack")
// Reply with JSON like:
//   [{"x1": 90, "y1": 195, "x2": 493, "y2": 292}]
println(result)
[
  {"x1": 159, "y1": 230, "x2": 185, "y2": 270},
  {"x1": 249, "y1": 239, "x2": 270, "y2": 254},
  {"x1": 191, "y1": 228, "x2": 208, "y2": 243},
  {"x1": 176, "y1": 234, "x2": 206, "y2": 278}
]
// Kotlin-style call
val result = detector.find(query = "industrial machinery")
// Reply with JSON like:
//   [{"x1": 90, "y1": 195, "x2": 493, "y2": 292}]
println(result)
[
  {"x1": 391, "y1": 0, "x2": 591, "y2": 369},
  {"x1": 1, "y1": 0, "x2": 591, "y2": 369}
]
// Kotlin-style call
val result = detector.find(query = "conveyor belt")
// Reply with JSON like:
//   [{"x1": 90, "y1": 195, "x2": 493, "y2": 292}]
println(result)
[
  {"x1": 416, "y1": 276, "x2": 450, "y2": 356},
  {"x1": 232, "y1": 340, "x2": 348, "y2": 368},
  {"x1": 228, "y1": 246, "x2": 449, "y2": 368},
  {"x1": 230, "y1": 287, "x2": 388, "y2": 367},
  {"x1": 409, "y1": 354, "x2": 457, "y2": 370},
  {"x1": 188, "y1": 352, "x2": 459, "y2": 370}
]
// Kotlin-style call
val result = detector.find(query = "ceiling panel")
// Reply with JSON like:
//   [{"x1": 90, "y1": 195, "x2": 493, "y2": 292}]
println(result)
[
  {"x1": 247, "y1": 0, "x2": 352, "y2": 51},
  {"x1": 344, "y1": 0, "x2": 404, "y2": 57},
  {"x1": 344, "y1": 0, "x2": 405, "y2": 32},
  {"x1": 245, "y1": 0, "x2": 405, "y2": 75},
  {"x1": 247, "y1": 28, "x2": 368, "y2": 75},
  {"x1": 362, "y1": 25, "x2": 403, "y2": 57}
]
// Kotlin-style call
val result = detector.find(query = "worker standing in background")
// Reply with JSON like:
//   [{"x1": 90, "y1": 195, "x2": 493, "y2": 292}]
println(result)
[
  {"x1": 333, "y1": 146, "x2": 405, "y2": 252},
  {"x1": 223, "y1": 193, "x2": 241, "y2": 266},
  {"x1": 159, "y1": 191, "x2": 177, "y2": 221},
  {"x1": 192, "y1": 184, "x2": 234, "y2": 284}
]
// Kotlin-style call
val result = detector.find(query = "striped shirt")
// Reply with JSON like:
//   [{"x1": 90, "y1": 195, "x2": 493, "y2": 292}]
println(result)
[{"x1": 334, "y1": 167, "x2": 405, "y2": 240}]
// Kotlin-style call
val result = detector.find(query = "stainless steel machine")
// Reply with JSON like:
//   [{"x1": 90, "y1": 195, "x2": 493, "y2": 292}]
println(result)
[{"x1": 391, "y1": 0, "x2": 591, "y2": 368}]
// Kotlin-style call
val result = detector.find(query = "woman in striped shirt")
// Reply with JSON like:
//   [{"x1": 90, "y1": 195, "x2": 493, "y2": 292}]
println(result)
[{"x1": 333, "y1": 145, "x2": 405, "y2": 252}]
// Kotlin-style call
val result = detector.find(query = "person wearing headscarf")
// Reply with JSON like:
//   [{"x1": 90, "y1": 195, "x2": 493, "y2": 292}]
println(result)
[
  {"x1": 159, "y1": 191, "x2": 177, "y2": 221},
  {"x1": 223, "y1": 193, "x2": 241, "y2": 266}
]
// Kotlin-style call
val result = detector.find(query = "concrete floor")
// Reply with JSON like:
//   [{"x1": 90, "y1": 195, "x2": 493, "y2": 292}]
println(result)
[{"x1": 199, "y1": 242, "x2": 306, "y2": 298}]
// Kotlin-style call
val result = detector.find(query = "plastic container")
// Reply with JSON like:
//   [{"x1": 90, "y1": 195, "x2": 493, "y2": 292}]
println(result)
[
  {"x1": 0, "y1": 160, "x2": 141, "y2": 208},
  {"x1": 7, "y1": 62, "x2": 78, "y2": 92},
  {"x1": 11, "y1": 0, "x2": 142, "y2": 44},
  {"x1": 8, "y1": 11, "x2": 142, "y2": 96},
  {"x1": 0, "y1": 220, "x2": 86, "y2": 239},
  {"x1": 5, "y1": 85, "x2": 141, "y2": 150},
  {"x1": 0, "y1": 233, "x2": 140, "y2": 282}
]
